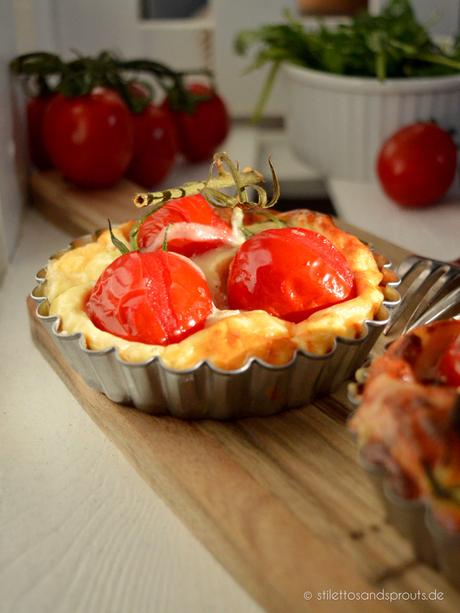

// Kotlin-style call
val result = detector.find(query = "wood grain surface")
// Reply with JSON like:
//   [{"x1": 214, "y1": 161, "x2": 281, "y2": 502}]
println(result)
[
  {"x1": 30, "y1": 170, "x2": 140, "y2": 235},
  {"x1": 27, "y1": 296, "x2": 460, "y2": 613}
]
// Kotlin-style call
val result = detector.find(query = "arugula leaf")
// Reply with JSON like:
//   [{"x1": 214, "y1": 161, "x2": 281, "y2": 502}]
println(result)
[{"x1": 235, "y1": 0, "x2": 460, "y2": 120}]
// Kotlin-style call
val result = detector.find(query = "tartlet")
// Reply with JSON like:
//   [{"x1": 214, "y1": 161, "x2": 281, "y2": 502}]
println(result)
[
  {"x1": 44, "y1": 209, "x2": 385, "y2": 368},
  {"x1": 31, "y1": 157, "x2": 399, "y2": 417},
  {"x1": 349, "y1": 319, "x2": 460, "y2": 586}
]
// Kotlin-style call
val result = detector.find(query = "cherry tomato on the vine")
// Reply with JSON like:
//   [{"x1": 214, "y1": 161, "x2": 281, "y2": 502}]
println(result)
[
  {"x1": 127, "y1": 103, "x2": 177, "y2": 188},
  {"x1": 163, "y1": 83, "x2": 230, "y2": 162},
  {"x1": 127, "y1": 80, "x2": 152, "y2": 107},
  {"x1": 137, "y1": 193, "x2": 232, "y2": 256},
  {"x1": 227, "y1": 227, "x2": 355, "y2": 322},
  {"x1": 439, "y1": 335, "x2": 460, "y2": 387},
  {"x1": 27, "y1": 95, "x2": 54, "y2": 170},
  {"x1": 86, "y1": 250, "x2": 213, "y2": 345},
  {"x1": 377, "y1": 122, "x2": 457, "y2": 208},
  {"x1": 43, "y1": 87, "x2": 134, "y2": 188}
]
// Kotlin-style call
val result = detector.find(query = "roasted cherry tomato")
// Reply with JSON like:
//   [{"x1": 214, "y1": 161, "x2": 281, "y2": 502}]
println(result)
[
  {"x1": 227, "y1": 227, "x2": 354, "y2": 322},
  {"x1": 439, "y1": 335, "x2": 460, "y2": 387},
  {"x1": 377, "y1": 122, "x2": 457, "y2": 208},
  {"x1": 86, "y1": 250, "x2": 213, "y2": 345},
  {"x1": 43, "y1": 88, "x2": 134, "y2": 188},
  {"x1": 163, "y1": 83, "x2": 230, "y2": 162},
  {"x1": 27, "y1": 95, "x2": 53, "y2": 169},
  {"x1": 137, "y1": 194, "x2": 232, "y2": 256},
  {"x1": 127, "y1": 103, "x2": 177, "y2": 187}
]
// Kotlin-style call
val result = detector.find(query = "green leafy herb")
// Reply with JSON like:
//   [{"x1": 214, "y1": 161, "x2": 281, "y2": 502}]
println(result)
[{"x1": 235, "y1": 0, "x2": 460, "y2": 121}]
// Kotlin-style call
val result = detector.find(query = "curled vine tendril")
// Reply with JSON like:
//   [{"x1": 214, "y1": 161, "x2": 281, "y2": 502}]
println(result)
[{"x1": 133, "y1": 151, "x2": 280, "y2": 211}]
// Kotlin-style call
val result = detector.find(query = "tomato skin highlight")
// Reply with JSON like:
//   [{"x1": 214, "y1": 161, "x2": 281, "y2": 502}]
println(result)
[
  {"x1": 227, "y1": 227, "x2": 354, "y2": 322},
  {"x1": 27, "y1": 95, "x2": 53, "y2": 170},
  {"x1": 42, "y1": 88, "x2": 134, "y2": 188},
  {"x1": 439, "y1": 336, "x2": 460, "y2": 387},
  {"x1": 86, "y1": 250, "x2": 213, "y2": 345},
  {"x1": 377, "y1": 122, "x2": 457, "y2": 208},
  {"x1": 164, "y1": 83, "x2": 230, "y2": 162},
  {"x1": 127, "y1": 103, "x2": 177, "y2": 188},
  {"x1": 137, "y1": 193, "x2": 231, "y2": 256}
]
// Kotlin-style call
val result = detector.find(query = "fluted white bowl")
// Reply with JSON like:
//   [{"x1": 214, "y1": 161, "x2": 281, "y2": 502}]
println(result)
[{"x1": 283, "y1": 64, "x2": 460, "y2": 181}]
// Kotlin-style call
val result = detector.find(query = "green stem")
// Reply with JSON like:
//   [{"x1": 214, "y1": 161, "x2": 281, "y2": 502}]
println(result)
[
  {"x1": 251, "y1": 61, "x2": 280, "y2": 124},
  {"x1": 415, "y1": 52, "x2": 460, "y2": 71},
  {"x1": 376, "y1": 50, "x2": 386, "y2": 81}
]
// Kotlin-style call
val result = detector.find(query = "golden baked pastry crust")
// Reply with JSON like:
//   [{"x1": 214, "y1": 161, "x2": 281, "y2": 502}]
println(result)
[{"x1": 44, "y1": 210, "x2": 384, "y2": 370}]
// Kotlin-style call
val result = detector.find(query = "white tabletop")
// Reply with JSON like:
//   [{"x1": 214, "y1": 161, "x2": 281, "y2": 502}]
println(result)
[
  {"x1": 232, "y1": 124, "x2": 460, "y2": 262},
  {"x1": 328, "y1": 179, "x2": 460, "y2": 261},
  {"x1": 0, "y1": 208, "x2": 261, "y2": 613}
]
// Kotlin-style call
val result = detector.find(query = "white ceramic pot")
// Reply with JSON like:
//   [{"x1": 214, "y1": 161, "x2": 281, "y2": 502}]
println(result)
[{"x1": 283, "y1": 63, "x2": 460, "y2": 182}]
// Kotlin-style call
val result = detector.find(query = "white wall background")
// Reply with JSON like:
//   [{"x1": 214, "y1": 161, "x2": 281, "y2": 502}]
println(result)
[{"x1": 0, "y1": 0, "x2": 28, "y2": 274}]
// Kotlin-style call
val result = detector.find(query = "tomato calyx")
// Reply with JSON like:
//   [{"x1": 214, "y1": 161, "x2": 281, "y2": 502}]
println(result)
[
  {"x1": 108, "y1": 219, "x2": 131, "y2": 255},
  {"x1": 11, "y1": 51, "x2": 217, "y2": 116},
  {"x1": 164, "y1": 77, "x2": 215, "y2": 114}
]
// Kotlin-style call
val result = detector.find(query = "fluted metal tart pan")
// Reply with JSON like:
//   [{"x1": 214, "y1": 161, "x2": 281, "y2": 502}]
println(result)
[
  {"x1": 30, "y1": 231, "x2": 400, "y2": 419},
  {"x1": 358, "y1": 452, "x2": 460, "y2": 589}
]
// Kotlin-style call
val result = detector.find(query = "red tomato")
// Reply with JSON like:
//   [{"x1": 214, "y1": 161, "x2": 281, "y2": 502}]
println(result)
[
  {"x1": 27, "y1": 95, "x2": 53, "y2": 170},
  {"x1": 42, "y1": 88, "x2": 134, "y2": 188},
  {"x1": 439, "y1": 335, "x2": 460, "y2": 387},
  {"x1": 86, "y1": 250, "x2": 213, "y2": 345},
  {"x1": 164, "y1": 83, "x2": 230, "y2": 162},
  {"x1": 127, "y1": 103, "x2": 177, "y2": 188},
  {"x1": 227, "y1": 227, "x2": 354, "y2": 322},
  {"x1": 377, "y1": 123, "x2": 457, "y2": 208},
  {"x1": 127, "y1": 80, "x2": 151, "y2": 103},
  {"x1": 137, "y1": 193, "x2": 231, "y2": 256}
]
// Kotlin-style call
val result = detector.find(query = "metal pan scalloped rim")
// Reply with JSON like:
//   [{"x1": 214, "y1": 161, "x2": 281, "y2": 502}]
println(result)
[
  {"x1": 348, "y1": 387, "x2": 460, "y2": 589},
  {"x1": 30, "y1": 230, "x2": 401, "y2": 419}
]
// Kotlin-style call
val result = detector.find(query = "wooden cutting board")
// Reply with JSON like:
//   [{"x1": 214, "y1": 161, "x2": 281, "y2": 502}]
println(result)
[
  {"x1": 28, "y1": 297, "x2": 460, "y2": 612},
  {"x1": 28, "y1": 171, "x2": 459, "y2": 611},
  {"x1": 29, "y1": 170, "x2": 140, "y2": 235}
]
